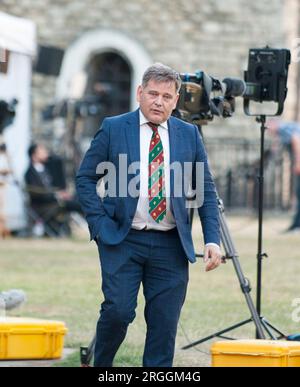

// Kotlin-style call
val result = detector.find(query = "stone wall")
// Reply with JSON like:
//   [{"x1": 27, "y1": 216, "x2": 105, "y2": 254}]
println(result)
[{"x1": 0, "y1": 0, "x2": 293, "y2": 142}]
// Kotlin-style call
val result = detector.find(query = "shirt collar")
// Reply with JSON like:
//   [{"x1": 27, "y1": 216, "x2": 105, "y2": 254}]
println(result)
[
  {"x1": 33, "y1": 162, "x2": 45, "y2": 173},
  {"x1": 139, "y1": 109, "x2": 168, "y2": 130}
]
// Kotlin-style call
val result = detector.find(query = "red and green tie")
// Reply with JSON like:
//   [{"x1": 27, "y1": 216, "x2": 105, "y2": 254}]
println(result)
[{"x1": 148, "y1": 122, "x2": 166, "y2": 223}]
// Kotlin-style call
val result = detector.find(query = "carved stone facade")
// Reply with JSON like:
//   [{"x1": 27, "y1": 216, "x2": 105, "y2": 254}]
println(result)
[{"x1": 0, "y1": 0, "x2": 298, "y2": 141}]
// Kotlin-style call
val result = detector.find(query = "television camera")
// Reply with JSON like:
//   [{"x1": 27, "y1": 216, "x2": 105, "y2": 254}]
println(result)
[{"x1": 175, "y1": 47, "x2": 291, "y2": 124}]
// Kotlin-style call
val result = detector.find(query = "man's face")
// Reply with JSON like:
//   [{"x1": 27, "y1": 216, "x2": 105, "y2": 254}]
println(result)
[
  {"x1": 34, "y1": 145, "x2": 49, "y2": 163},
  {"x1": 137, "y1": 79, "x2": 179, "y2": 124}
]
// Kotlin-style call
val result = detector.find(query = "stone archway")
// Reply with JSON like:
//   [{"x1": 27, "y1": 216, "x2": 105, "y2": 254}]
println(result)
[{"x1": 56, "y1": 29, "x2": 152, "y2": 111}]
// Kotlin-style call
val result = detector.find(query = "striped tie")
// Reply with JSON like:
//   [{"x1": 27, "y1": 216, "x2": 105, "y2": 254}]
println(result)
[{"x1": 148, "y1": 122, "x2": 166, "y2": 223}]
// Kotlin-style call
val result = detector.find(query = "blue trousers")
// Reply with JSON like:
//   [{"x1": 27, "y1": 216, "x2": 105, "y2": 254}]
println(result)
[{"x1": 94, "y1": 227, "x2": 189, "y2": 367}]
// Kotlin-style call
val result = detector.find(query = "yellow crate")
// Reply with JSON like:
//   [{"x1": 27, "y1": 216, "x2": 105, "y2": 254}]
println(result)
[
  {"x1": 211, "y1": 339, "x2": 300, "y2": 367},
  {"x1": 0, "y1": 317, "x2": 67, "y2": 360}
]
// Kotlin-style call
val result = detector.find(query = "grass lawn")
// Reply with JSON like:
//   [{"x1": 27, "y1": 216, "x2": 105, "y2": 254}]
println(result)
[{"x1": 1, "y1": 214, "x2": 300, "y2": 367}]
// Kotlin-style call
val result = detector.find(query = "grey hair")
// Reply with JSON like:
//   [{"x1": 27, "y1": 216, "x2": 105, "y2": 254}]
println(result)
[{"x1": 142, "y1": 63, "x2": 182, "y2": 93}]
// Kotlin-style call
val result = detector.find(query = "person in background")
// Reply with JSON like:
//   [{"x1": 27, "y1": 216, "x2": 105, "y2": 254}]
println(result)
[
  {"x1": 268, "y1": 119, "x2": 300, "y2": 231},
  {"x1": 25, "y1": 143, "x2": 83, "y2": 236}
]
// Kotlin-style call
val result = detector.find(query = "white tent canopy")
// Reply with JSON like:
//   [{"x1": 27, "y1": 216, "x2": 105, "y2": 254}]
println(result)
[
  {"x1": 0, "y1": 11, "x2": 36, "y2": 56},
  {"x1": 0, "y1": 12, "x2": 36, "y2": 231}
]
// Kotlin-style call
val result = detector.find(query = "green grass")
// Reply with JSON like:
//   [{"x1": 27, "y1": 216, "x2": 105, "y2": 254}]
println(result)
[
  {"x1": 1, "y1": 214, "x2": 300, "y2": 367},
  {"x1": 53, "y1": 350, "x2": 80, "y2": 367}
]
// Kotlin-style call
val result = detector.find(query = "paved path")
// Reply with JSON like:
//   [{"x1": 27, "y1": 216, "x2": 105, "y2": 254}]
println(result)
[{"x1": 0, "y1": 348, "x2": 76, "y2": 367}]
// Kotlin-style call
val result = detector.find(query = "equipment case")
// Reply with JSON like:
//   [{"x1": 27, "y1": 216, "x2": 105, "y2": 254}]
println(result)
[
  {"x1": 211, "y1": 339, "x2": 300, "y2": 367},
  {"x1": 0, "y1": 317, "x2": 67, "y2": 360}
]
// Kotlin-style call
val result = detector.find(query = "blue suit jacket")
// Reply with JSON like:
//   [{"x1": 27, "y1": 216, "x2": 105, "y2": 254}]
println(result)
[{"x1": 76, "y1": 109, "x2": 220, "y2": 263}]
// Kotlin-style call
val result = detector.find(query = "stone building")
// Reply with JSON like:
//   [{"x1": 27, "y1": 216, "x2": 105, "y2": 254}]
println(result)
[{"x1": 1, "y1": 0, "x2": 299, "y2": 208}]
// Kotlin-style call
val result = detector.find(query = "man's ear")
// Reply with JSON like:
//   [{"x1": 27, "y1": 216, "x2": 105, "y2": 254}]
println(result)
[
  {"x1": 136, "y1": 85, "x2": 142, "y2": 103},
  {"x1": 173, "y1": 93, "x2": 179, "y2": 109}
]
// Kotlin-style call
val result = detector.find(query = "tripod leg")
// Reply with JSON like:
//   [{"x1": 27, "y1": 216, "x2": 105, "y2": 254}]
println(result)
[
  {"x1": 260, "y1": 317, "x2": 286, "y2": 339},
  {"x1": 182, "y1": 319, "x2": 253, "y2": 349},
  {"x1": 80, "y1": 333, "x2": 96, "y2": 366},
  {"x1": 218, "y1": 200, "x2": 265, "y2": 339}
]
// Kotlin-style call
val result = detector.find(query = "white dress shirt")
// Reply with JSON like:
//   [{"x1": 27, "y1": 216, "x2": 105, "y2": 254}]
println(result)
[
  {"x1": 33, "y1": 162, "x2": 46, "y2": 173},
  {"x1": 131, "y1": 110, "x2": 219, "y2": 249}
]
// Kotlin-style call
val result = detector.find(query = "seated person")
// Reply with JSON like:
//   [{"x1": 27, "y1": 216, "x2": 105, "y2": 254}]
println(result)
[{"x1": 24, "y1": 143, "x2": 83, "y2": 236}]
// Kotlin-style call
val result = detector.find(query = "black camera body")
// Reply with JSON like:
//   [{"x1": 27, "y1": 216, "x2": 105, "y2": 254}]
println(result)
[
  {"x1": 42, "y1": 95, "x2": 105, "y2": 121},
  {"x1": 0, "y1": 99, "x2": 18, "y2": 134},
  {"x1": 175, "y1": 71, "x2": 236, "y2": 124}
]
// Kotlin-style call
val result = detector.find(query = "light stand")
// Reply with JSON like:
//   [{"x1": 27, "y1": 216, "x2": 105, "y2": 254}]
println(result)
[
  {"x1": 256, "y1": 115, "x2": 266, "y2": 336},
  {"x1": 254, "y1": 115, "x2": 286, "y2": 339}
]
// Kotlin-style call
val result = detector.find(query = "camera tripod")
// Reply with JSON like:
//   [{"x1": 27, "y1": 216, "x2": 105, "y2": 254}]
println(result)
[{"x1": 182, "y1": 115, "x2": 287, "y2": 350}]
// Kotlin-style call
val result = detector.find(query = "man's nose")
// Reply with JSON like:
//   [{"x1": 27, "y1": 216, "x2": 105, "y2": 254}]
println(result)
[{"x1": 154, "y1": 95, "x2": 163, "y2": 106}]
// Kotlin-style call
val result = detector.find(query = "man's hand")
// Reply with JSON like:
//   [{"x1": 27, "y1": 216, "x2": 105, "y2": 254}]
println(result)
[
  {"x1": 56, "y1": 190, "x2": 72, "y2": 200},
  {"x1": 204, "y1": 244, "x2": 222, "y2": 272}
]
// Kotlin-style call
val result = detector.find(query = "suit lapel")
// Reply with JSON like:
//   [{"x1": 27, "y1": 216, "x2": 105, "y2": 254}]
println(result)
[
  {"x1": 125, "y1": 109, "x2": 140, "y2": 165},
  {"x1": 168, "y1": 116, "x2": 180, "y2": 198}
]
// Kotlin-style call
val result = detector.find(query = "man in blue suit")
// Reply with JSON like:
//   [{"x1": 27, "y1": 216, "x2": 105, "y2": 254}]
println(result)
[{"x1": 76, "y1": 63, "x2": 221, "y2": 367}]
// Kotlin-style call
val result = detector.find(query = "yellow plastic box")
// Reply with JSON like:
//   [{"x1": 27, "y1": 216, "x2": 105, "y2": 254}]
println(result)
[
  {"x1": 211, "y1": 339, "x2": 300, "y2": 367},
  {"x1": 0, "y1": 317, "x2": 67, "y2": 360}
]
